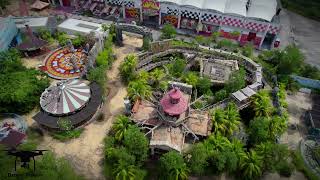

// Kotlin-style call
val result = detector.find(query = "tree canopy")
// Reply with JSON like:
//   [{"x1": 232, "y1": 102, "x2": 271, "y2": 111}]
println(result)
[{"x1": 0, "y1": 49, "x2": 49, "y2": 113}]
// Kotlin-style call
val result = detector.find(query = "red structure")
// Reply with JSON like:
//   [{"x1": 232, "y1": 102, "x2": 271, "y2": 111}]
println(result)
[{"x1": 160, "y1": 88, "x2": 188, "y2": 116}]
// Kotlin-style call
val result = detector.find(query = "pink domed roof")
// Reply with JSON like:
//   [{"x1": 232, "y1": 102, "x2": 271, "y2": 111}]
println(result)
[
  {"x1": 160, "y1": 88, "x2": 188, "y2": 116},
  {"x1": 169, "y1": 87, "x2": 182, "y2": 100}
]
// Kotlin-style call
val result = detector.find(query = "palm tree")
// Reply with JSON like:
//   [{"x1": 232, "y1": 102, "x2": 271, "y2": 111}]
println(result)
[
  {"x1": 113, "y1": 115, "x2": 131, "y2": 141},
  {"x1": 210, "y1": 108, "x2": 228, "y2": 135},
  {"x1": 113, "y1": 160, "x2": 138, "y2": 180},
  {"x1": 224, "y1": 103, "x2": 241, "y2": 136},
  {"x1": 150, "y1": 68, "x2": 166, "y2": 88},
  {"x1": 127, "y1": 80, "x2": 152, "y2": 101},
  {"x1": 251, "y1": 90, "x2": 273, "y2": 117},
  {"x1": 239, "y1": 150, "x2": 263, "y2": 180},
  {"x1": 205, "y1": 134, "x2": 231, "y2": 152},
  {"x1": 268, "y1": 115, "x2": 287, "y2": 141},
  {"x1": 169, "y1": 166, "x2": 189, "y2": 180}
]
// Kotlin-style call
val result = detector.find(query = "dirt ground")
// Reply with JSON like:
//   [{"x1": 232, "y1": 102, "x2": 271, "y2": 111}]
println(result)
[
  {"x1": 23, "y1": 35, "x2": 142, "y2": 180},
  {"x1": 279, "y1": 91, "x2": 312, "y2": 150}
]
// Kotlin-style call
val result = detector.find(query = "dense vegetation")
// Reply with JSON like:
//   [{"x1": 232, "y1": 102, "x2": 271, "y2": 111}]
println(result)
[
  {"x1": 281, "y1": 0, "x2": 320, "y2": 21},
  {"x1": 104, "y1": 115, "x2": 149, "y2": 179},
  {"x1": 0, "y1": 49, "x2": 49, "y2": 114}
]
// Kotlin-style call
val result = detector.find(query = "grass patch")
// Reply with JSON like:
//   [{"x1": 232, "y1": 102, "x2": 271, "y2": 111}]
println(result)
[{"x1": 52, "y1": 128, "x2": 84, "y2": 141}]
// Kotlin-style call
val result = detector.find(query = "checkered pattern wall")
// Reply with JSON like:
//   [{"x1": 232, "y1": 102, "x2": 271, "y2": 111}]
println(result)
[
  {"x1": 268, "y1": 25, "x2": 280, "y2": 34},
  {"x1": 180, "y1": 9, "x2": 200, "y2": 20},
  {"x1": 106, "y1": 0, "x2": 123, "y2": 6},
  {"x1": 201, "y1": 13, "x2": 221, "y2": 25},
  {"x1": 221, "y1": 16, "x2": 244, "y2": 28},
  {"x1": 124, "y1": 1, "x2": 135, "y2": 7},
  {"x1": 243, "y1": 21, "x2": 268, "y2": 32},
  {"x1": 166, "y1": 7, "x2": 179, "y2": 16}
]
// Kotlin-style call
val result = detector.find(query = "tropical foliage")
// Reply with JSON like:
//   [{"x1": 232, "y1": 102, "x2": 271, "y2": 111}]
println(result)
[
  {"x1": 113, "y1": 115, "x2": 132, "y2": 141},
  {"x1": 210, "y1": 103, "x2": 240, "y2": 136},
  {"x1": 0, "y1": 49, "x2": 49, "y2": 113},
  {"x1": 161, "y1": 24, "x2": 177, "y2": 39},
  {"x1": 251, "y1": 90, "x2": 273, "y2": 117},
  {"x1": 127, "y1": 79, "x2": 152, "y2": 101},
  {"x1": 158, "y1": 151, "x2": 189, "y2": 180},
  {"x1": 120, "y1": 54, "x2": 138, "y2": 83},
  {"x1": 239, "y1": 150, "x2": 263, "y2": 180}
]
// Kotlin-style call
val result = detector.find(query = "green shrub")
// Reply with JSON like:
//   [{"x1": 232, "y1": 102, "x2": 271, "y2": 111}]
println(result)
[
  {"x1": 291, "y1": 150, "x2": 319, "y2": 180},
  {"x1": 0, "y1": 49, "x2": 49, "y2": 113},
  {"x1": 52, "y1": 129, "x2": 84, "y2": 141},
  {"x1": 120, "y1": 54, "x2": 138, "y2": 83},
  {"x1": 71, "y1": 33, "x2": 86, "y2": 47},
  {"x1": 87, "y1": 65, "x2": 107, "y2": 89},
  {"x1": 276, "y1": 161, "x2": 294, "y2": 177},
  {"x1": 37, "y1": 27, "x2": 54, "y2": 43},
  {"x1": 161, "y1": 24, "x2": 177, "y2": 39},
  {"x1": 167, "y1": 57, "x2": 186, "y2": 78}
]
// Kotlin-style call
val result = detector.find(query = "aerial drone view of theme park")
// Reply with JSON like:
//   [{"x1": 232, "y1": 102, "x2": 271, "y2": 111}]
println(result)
[{"x1": 1, "y1": 0, "x2": 320, "y2": 179}]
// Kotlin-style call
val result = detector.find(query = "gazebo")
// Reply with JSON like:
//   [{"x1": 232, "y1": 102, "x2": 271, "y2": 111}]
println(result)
[{"x1": 131, "y1": 82, "x2": 212, "y2": 154}]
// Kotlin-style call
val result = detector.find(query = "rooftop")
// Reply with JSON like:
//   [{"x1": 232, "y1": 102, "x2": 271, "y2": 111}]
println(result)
[{"x1": 58, "y1": 18, "x2": 103, "y2": 34}]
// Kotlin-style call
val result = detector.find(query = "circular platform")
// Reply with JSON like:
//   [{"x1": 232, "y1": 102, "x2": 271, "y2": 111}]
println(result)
[{"x1": 43, "y1": 47, "x2": 87, "y2": 79}]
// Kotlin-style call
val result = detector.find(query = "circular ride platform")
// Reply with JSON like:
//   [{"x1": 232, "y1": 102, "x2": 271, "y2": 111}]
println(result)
[{"x1": 42, "y1": 47, "x2": 87, "y2": 79}]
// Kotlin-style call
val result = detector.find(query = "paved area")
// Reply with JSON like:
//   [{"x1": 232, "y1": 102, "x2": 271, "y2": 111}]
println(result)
[{"x1": 280, "y1": 9, "x2": 320, "y2": 68}]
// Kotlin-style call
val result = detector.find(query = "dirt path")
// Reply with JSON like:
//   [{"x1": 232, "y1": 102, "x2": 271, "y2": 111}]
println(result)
[{"x1": 34, "y1": 35, "x2": 142, "y2": 180}]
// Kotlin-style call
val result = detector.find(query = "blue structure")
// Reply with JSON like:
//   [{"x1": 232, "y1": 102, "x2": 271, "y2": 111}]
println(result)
[
  {"x1": 291, "y1": 75, "x2": 320, "y2": 89},
  {"x1": 0, "y1": 17, "x2": 18, "y2": 52}
]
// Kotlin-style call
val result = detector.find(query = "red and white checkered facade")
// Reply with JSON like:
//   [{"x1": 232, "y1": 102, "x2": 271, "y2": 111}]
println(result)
[
  {"x1": 201, "y1": 12, "x2": 221, "y2": 25},
  {"x1": 221, "y1": 16, "x2": 244, "y2": 28},
  {"x1": 243, "y1": 21, "x2": 268, "y2": 32},
  {"x1": 267, "y1": 25, "x2": 280, "y2": 34}
]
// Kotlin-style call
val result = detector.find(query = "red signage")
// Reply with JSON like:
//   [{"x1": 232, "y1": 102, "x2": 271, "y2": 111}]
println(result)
[{"x1": 142, "y1": 0, "x2": 160, "y2": 16}]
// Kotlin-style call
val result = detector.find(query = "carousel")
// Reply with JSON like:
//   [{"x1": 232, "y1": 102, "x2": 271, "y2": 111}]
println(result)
[
  {"x1": 40, "y1": 40, "x2": 90, "y2": 80},
  {"x1": 0, "y1": 114, "x2": 27, "y2": 148},
  {"x1": 33, "y1": 79, "x2": 102, "y2": 130},
  {"x1": 131, "y1": 83, "x2": 212, "y2": 153}
]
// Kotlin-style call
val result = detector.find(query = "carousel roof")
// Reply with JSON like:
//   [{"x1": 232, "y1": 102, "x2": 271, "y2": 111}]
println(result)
[
  {"x1": 31, "y1": 0, "x2": 50, "y2": 10},
  {"x1": 160, "y1": 88, "x2": 188, "y2": 116},
  {"x1": 40, "y1": 79, "x2": 91, "y2": 115}
]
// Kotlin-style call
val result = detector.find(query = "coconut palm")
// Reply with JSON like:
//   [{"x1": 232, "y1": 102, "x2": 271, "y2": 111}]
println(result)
[
  {"x1": 113, "y1": 160, "x2": 138, "y2": 180},
  {"x1": 268, "y1": 115, "x2": 287, "y2": 141},
  {"x1": 127, "y1": 80, "x2": 152, "y2": 101},
  {"x1": 251, "y1": 90, "x2": 273, "y2": 117},
  {"x1": 113, "y1": 115, "x2": 131, "y2": 141},
  {"x1": 210, "y1": 108, "x2": 228, "y2": 135},
  {"x1": 224, "y1": 103, "x2": 241, "y2": 136},
  {"x1": 182, "y1": 72, "x2": 199, "y2": 87},
  {"x1": 239, "y1": 150, "x2": 263, "y2": 180}
]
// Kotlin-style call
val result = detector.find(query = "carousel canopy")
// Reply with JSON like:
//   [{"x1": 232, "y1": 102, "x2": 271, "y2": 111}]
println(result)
[
  {"x1": 160, "y1": 87, "x2": 188, "y2": 116},
  {"x1": 40, "y1": 79, "x2": 91, "y2": 115},
  {"x1": 31, "y1": 0, "x2": 50, "y2": 10}
]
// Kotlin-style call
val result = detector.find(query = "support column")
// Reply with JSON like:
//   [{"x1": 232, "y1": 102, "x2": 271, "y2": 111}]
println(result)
[
  {"x1": 140, "y1": 6, "x2": 143, "y2": 22},
  {"x1": 177, "y1": 13, "x2": 181, "y2": 29},
  {"x1": 59, "y1": 0, "x2": 63, "y2": 6},
  {"x1": 122, "y1": 4, "x2": 126, "y2": 19},
  {"x1": 158, "y1": 11, "x2": 161, "y2": 26}
]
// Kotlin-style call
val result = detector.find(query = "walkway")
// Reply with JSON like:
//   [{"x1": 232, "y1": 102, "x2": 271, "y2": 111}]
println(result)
[{"x1": 36, "y1": 35, "x2": 142, "y2": 180}]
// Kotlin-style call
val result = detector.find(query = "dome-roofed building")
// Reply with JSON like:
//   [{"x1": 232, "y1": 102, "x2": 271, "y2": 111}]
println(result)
[{"x1": 33, "y1": 79, "x2": 103, "y2": 130}]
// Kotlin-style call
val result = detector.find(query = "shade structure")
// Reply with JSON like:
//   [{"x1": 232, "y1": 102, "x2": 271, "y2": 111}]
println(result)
[
  {"x1": 40, "y1": 79, "x2": 91, "y2": 115},
  {"x1": 160, "y1": 87, "x2": 188, "y2": 116},
  {"x1": 31, "y1": 0, "x2": 50, "y2": 10},
  {"x1": 16, "y1": 37, "x2": 47, "y2": 51}
]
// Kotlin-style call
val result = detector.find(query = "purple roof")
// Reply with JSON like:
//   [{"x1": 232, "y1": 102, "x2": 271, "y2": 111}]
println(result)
[
  {"x1": 0, "y1": 130, "x2": 26, "y2": 147},
  {"x1": 160, "y1": 88, "x2": 188, "y2": 116}
]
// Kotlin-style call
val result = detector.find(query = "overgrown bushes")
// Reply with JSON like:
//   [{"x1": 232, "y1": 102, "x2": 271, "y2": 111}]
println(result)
[{"x1": 0, "y1": 49, "x2": 49, "y2": 114}]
